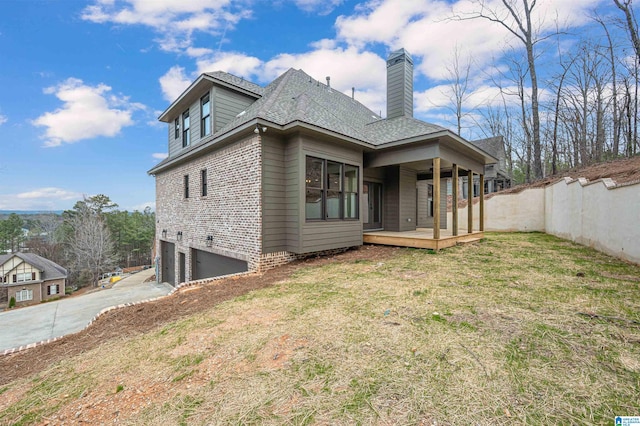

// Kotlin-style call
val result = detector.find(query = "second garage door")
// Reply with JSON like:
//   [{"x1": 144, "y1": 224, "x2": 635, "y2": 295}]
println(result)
[{"x1": 191, "y1": 249, "x2": 248, "y2": 280}]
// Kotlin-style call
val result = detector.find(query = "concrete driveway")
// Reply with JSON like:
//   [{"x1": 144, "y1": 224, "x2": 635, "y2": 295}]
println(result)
[{"x1": 0, "y1": 269, "x2": 173, "y2": 353}]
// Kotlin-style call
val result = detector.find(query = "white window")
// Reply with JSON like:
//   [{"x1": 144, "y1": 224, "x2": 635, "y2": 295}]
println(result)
[
  {"x1": 16, "y1": 272, "x2": 33, "y2": 282},
  {"x1": 15, "y1": 289, "x2": 33, "y2": 302},
  {"x1": 48, "y1": 285, "x2": 58, "y2": 295}
]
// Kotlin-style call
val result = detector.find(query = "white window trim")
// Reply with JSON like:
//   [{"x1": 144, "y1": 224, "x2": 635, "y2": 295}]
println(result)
[
  {"x1": 16, "y1": 289, "x2": 33, "y2": 302},
  {"x1": 16, "y1": 272, "x2": 32, "y2": 283}
]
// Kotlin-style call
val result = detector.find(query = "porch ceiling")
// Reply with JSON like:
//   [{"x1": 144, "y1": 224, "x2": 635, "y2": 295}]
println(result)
[{"x1": 364, "y1": 135, "x2": 490, "y2": 175}]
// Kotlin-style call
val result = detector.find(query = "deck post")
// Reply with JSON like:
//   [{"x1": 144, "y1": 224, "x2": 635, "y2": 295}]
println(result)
[
  {"x1": 452, "y1": 164, "x2": 458, "y2": 236},
  {"x1": 433, "y1": 157, "x2": 441, "y2": 239},
  {"x1": 479, "y1": 173, "x2": 485, "y2": 232},
  {"x1": 467, "y1": 169, "x2": 473, "y2": 234}
]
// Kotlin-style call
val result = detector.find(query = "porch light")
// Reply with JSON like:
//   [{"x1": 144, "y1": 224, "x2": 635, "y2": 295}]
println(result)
[
  {"x1": 206, "y1": 235, "x2": 213, "y2": 247},
  {"x1": 161, "y1": 229, "x2": 167, "y2": 238},
  {"x1": 177, "y1": 231, "x2": 183, "y2": 241}
]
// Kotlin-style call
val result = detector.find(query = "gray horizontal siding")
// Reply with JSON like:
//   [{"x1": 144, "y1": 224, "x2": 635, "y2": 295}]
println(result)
[
  {"x1": 417, "y1": 180, "x2": 428, "y2": 228},
  {"x1": 300, "y1": 222, "x2": 362, "y2": 253},
  {"x1": 285, "y1": 136, "x2": 301, "y2": 252},
  {"x1": 439, "y1": 180, "x2": 447, "y2": 229},
  {"x1": 168, "y1": 101, "x2": 200, "y2": 157},
  {"x1": 167, "y1": 87, "x2": 255, "y2": 158},
  {"x1": 215, "y1": 88, "x2": 255, "y2": 132},
  {"x1": 296, "y1": 134, "x2": 364, "y2": 254},
  {"x1": 398, "y1": 166, "x2": 417, "y2": 231},
  {"x1": 262, "y1": 137, "x2": 288, "y2": 253},
  {"x1": 417, "y1": 178, "x2": 447, "y2": 229}
]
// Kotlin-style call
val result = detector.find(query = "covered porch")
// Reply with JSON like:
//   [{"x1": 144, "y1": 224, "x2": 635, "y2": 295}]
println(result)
[{"x1": 362, "y1": 132, "x2": 496, "y2": 249}]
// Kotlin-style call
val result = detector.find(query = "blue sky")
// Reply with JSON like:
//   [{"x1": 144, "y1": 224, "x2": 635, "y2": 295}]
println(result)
[{"x1": 0, "y1": 0, "x2": 621, "y2": 211}]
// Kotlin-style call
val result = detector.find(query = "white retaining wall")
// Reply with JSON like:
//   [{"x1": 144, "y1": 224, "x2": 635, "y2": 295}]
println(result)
[{"x1": 449, "y1": 177, "x2": 640, "y2": 264}]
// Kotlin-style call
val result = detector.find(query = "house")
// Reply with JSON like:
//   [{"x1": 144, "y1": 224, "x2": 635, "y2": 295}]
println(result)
[
  {"x1": 0, "y1": 252, "x2": 67, "y2": 306},
  {"x1": 149, "y1": 48, "x2": 498, "y2": 286},
  {"x1": 463, "y1": 136, "x2": 512, "y2": 196}
]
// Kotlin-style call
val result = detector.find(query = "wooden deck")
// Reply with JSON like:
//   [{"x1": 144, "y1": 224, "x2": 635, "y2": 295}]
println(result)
[{"x1": 363, "y1": 228, "x2": 484, "y2": 250}]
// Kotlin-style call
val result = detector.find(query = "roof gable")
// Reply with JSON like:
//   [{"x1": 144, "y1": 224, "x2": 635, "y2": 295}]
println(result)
[
  {"x1": 158, "y1": 71, "x2": 263, "y2": 123},
  {"x1": 469, "y1": 136, "x2": 505, "y2": 159},
  {"x1": 0, "y1": 252, "x2": 67, "y2": 280}
]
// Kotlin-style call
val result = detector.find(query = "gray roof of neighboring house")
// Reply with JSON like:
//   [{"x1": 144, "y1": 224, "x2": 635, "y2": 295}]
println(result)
[
  {"x1": 0, "y1": 252, "x2": 67, "y2": 280},
  {"x1": 469, "y1": 136, "x2": 505, "y2": 160}
]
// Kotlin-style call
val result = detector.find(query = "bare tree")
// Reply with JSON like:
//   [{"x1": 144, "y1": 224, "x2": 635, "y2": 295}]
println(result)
[
  {"x1": 594, "y1": 14, "x2": 622, "y2": 156},
  {"x1": 443, "y1": 45, "x2": 473, "y2": 136},
  {"x1": 613, "y1": 0, "x2": 640, "y2": 61},
  {"x1": 68, "y1": 201, "x2": 116, "y2": 287},
  {"x1": 454, "y1": 0, "x2": 547, "y2": 179},
  {"x1": 25, "y1": 214, "x2": 66, "y2": 265}
]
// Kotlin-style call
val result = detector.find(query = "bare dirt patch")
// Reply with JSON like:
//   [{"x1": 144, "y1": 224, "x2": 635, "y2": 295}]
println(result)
[
  {"x1": 503, "y1": 155, "x2": 640, "y2": 193},
  {"x1": 0, "y1": 245, "x2": 392, "y2": 388}
]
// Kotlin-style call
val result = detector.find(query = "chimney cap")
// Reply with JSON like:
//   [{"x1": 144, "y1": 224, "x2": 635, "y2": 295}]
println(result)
[{"x1": 387, "y1": 48, "x2": 414, "y2": 66}]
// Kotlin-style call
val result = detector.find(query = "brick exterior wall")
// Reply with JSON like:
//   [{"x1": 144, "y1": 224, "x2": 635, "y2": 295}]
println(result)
[
  {"x1": 41, "y1": 278, "x2": 65, "y2": 301},
  {"x1": 155, "y1": 135, "x2": 263, "y2": 283},
  {"x1": 154, "y1": 134, "x2": 363, "y2": 285},
  {"x1": 7, "y1": 282, "x2": 42, "y2": 306},
  {"x1": 4, "y1": 278, "x2": 65, "y2": 306}
]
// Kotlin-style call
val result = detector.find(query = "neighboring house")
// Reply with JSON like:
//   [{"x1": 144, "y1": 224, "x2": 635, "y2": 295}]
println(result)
[
  {"x1": 0, "y1": 252, "x2": 67, "y2": 305},
  {"x1": 462, "y1": 136, "x2": 512, "y2": 196},
  {"x1": 149, "y1": 48, "x2": 497, "y2": 286}
]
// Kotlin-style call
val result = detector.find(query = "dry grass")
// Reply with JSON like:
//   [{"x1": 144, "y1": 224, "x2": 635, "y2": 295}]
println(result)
[{"x1": 1, "y1": 232, "x2": 639, "y2": 425}]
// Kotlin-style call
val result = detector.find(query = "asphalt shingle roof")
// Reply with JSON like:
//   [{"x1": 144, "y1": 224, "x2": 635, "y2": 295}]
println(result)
[
  {"x1": 214, "y1": 68, "x2": 447, "y2": 146},
  {"x1": 150, "y1": 69, "x2": 484, "y2": 173},
  {"x1": 469, "y1": 136, "x2": 504, "y2": 159},
  {"x1": 204, "y1": 71, "x2": 265, "y2": 97},
  {"x1": 0, "y1": 252, "x2": 67, "y2": 280}
]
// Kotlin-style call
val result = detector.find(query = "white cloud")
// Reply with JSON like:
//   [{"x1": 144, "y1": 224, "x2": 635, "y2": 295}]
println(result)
[
  {"x1": 158, "y1": 65, "x2": 192, "y2": 102},
  {"x1": 336, "y1": 0, "x2": 431, "y2": 49},
  {"x1": 152, "y1": 152, "x2": 168, "y2": 160},
  {"x1": 293, "y1": 0, "x2": 344, "y2": 15},
  {"x1": 81, "y1": 0, "x2": 251, "y2": 53},
  {"x1": 32, "y1": 78, "x2": 139, "y2": 147},
  {"x1": 0, "y1": 114, "x2": 6, "y2": 125},
  {"x1": 186, "y1": 46, "x2": 214, "y2": 58},
  {"x1": 0, "y1": 187, "x2": 82, "y2": 210},
  {"x1": 196, "y1": 51, "x2": 263, "y2": 80},
  {"x1": 130, "y1": 201, "x2": 155, "y2": 212},
  {"x1": 264, "y1": 46, "x2": 388, "y2": 113},
  {"x1": 17, "y1": 187, "x2": 81, "y2": 200},
  {"x1": 336, "y1": 0, "x2": 608, "y2": 80},
  {"x1": 188, "y1": 47, "x2": 388, "y2": 113}
]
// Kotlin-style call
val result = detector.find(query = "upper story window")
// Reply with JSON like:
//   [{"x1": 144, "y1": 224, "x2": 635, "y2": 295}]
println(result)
[
  {"x1": 184, "y1": 174, "x2": 190, "y2": 199},
  {"x1": 305, "y1": 156, "x2": 359, "y2": 221},
  {"x1": 14, "y1": 272, "x2": 36, "y2": 283},
  {"x1": 174, "y1": 117, "x2": 180, "y2": 140},
  {"x1": 201, "y1": 93, "x2": 211, "y2": 137},
  {"x1": 182, "y1": 110, "x2": 190, "y2": 148},
  {"x1": 201, "y1": 169, "x2": 208, "y2": 197}
]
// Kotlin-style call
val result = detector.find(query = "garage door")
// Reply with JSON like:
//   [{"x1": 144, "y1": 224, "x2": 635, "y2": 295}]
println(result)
[
  {"x1": 191, "y1": 249, "x2": 248, "y2": 280},
  {"x1": 161, "y1": 241, "x2": 175, "y2": 286}
]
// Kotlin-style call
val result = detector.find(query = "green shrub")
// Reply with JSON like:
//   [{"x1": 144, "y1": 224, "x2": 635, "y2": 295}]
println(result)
[{"x1": 8, "y1": 297, "x2": 15, "y2": 308}]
